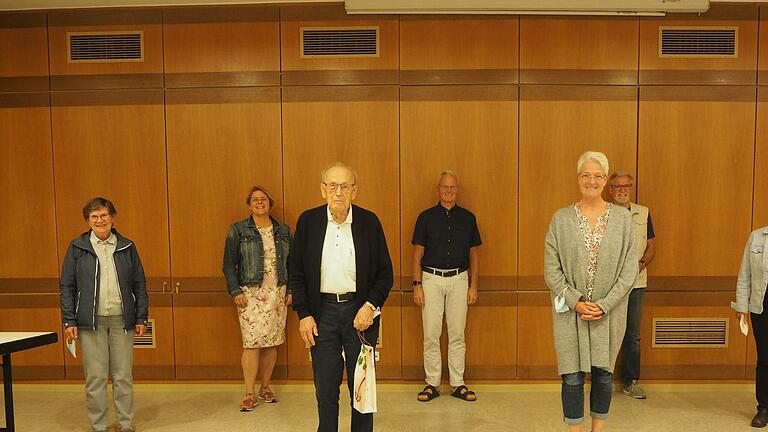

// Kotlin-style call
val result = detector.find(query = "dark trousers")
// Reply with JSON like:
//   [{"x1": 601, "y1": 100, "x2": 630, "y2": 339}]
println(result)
[
  {"x1": 311, "y1": 301, "x2": 380, "y2": 432},
  {"x1": 621, "y1": 288, "x2": 644, "y2": 384},
  {"x1": 752, "y1": 293, "x2": 768, "y2": 408},
  {"x1": 561, "y1": 367, "x2": 613, "y2": 424}
]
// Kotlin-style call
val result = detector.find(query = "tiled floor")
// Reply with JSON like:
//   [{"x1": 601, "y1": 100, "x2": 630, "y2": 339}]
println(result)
[{"x1": 2, "y1": 383, "x2": 761, "y2": 431}]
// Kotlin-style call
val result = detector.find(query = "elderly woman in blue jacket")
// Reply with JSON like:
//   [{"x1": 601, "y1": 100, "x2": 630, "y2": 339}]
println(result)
[
  {"x1": 223, "y1": 185, "x2": 291, "y2": 411},
  {"x1": 60, "y1": 197, "x2": 148, "y2": 432},
  {"x1": 733, "y1": 226, "x2": 768, "y2": 427}
]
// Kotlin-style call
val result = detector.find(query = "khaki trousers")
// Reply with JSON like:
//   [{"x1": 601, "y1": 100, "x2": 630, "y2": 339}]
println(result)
[
  {"x1": 79, "y1": 315, "x2": 135, "y2": 432},
  {"x1": 421, "y1": 269, "x2": 469, "y2": 387}
]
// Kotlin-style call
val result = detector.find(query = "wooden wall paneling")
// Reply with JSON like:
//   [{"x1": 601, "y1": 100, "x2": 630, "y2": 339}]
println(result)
[
  {"x1": 400, "y1": 85, "x2": 518, "y2": 289},
  {"x1": 518, "y1": 85, "x2": 638, "y2": 279},
  {"x1": 520, "y1": 17, "x2": 638, "y2": 85},
  {"x1": 163, "y1": 6, "x2": 280, "y2": 88},
  {"x1": 641, "y1": 292, "x2": 747, "y2": 379},
  {"x1": 281, "y1": 86, "x2": 401, "y2": 278},
  {"x1": 759, "y1": 6, "x2": 768, "y2": 85},
  {"x1": 280, "y1": 5, "x2": 399, "y2": 85},
  {"x1": 285, "y1": 310, "x2": 311, "y2": 378},
  {"x1": 639, "y1": 4, "x2": 759, "y2": 85},
  {"x1": 516, "y1": 291, "x2": 558, "y2": 379},
  {"x1": 48, "y1": 10, "x2": 164, "y2": 89},
  {"x1": 755, "y1": 87, "x2": 768, "y2": 228},
  {"x1": 638, "y1": 86, "x2": 755, "y2": 276},
  {"x1": 172, "y1": 291, "x2": 287, "y2": 379},
  {"x1": 165, "y1": 87, "x2": 282, "y2": 290},
  {"x1": 399, "y1": 16, "x2": 518, "y2": 85},
  {"x1": 402, "y1": 290, "x2": 516, "y2": 380},
  {"x1": 0, "y1": 294, "x2": 65, "y2": 380},
  {"x1": 0, "y1": 96, "x2": 58, "y2": 287},
  {"x1": 51, "y1": 90, "x2": 170, "y2": 292},
  {"x1": 0, "y1": 13, "x2": 49, "y2": 92}
]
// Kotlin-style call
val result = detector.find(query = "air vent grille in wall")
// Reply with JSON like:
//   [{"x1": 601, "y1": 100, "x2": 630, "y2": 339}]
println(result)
[
  {"x1": 659, "y1": 27, "x2": 737, "y2": 58},
  {"x1": 68, "y1": 31, "x2": 144, "y2": 63},
  {"x1": 134, "y1": 318, "x2": 156, "y2": 348},
  {"x1": 301, "y1": 27, "x2": 379, "y2": 58},
  {"x1": 652, "y1": 318, "x2": 728, "y2": 348}
]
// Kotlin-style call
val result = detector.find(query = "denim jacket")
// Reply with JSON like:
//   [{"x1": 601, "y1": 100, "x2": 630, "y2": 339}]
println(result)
[
  {"x1": 223, "y1": 216, "x2": 291, "y2": 297},
  {"x1": 733, "y1": 227, "x2": 768, "y2": 314}
]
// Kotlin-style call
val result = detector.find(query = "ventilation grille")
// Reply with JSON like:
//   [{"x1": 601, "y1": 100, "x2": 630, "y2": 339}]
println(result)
[
  {"x1": 652, "y1": 318, "x2": 728, "y2": 348},
  {"x1": 301, "y1": 26, "x2": 379, "y2": 58},
  {"x1": 68, "y1": 31, "x2": 144, "y2": 63},
  {"x1": 134, "y1": 318, "x2": 156, "y2": 348},
  {"x1": 659, "y1": 27, "x2": 737, "y2": 58}
]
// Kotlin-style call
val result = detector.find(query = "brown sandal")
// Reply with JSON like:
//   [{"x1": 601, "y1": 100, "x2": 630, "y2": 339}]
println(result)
[
  {"x1": 240, "y1": 393, "x2": 258, "y2": 411},
  {"x1": 259, "y1": 387, "x2": 278, "y2": 403},
  {"x1": 417, "y1": 384, "x2": 440, "y2": 402},
  {"x1": 450, "y1": 385, "x2": 477, "y2": 401}
]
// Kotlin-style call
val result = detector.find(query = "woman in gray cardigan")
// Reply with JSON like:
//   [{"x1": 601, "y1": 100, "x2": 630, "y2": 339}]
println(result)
[{"x1": 544, "y1": 151, "x2": 638, "y2": 432}]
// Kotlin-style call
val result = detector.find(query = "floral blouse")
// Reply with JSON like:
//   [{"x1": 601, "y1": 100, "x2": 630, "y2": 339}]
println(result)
[{"x1": 574, "y1": 202, "x2": 611, "y2": 302}]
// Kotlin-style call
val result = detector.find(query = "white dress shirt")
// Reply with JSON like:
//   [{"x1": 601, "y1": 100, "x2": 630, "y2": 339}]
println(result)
[
  {"x1": 89, "y1": 231, "x2": 123, "y2": 316},
  {"x1": 320, "y1": 206, "x2": 356, "y2": 294}
]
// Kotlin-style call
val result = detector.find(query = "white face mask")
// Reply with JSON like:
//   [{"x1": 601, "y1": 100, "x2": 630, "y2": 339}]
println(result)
[
  {"x1": 739, "y1": 314, "x2": 749, "y2": 336},
  {"x1": 66, "y1": 338, "x2": 77, "y2": 358},
  {"x1": 554, "y1": 288, "x2": 569, "y2": 313}
]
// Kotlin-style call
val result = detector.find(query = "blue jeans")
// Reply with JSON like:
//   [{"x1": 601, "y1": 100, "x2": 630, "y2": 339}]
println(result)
[
  {"x1": 621, "y1": 288, "x2": 644, "y2": 384},
  {"x1": 311, "y1": 301, "x2": 380, "y2": 432},
  {"x1": 562, "y1": 367, "x2": 613, "y2": 424}
]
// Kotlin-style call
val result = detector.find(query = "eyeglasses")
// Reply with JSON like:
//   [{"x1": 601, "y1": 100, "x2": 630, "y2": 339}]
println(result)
[
  {"x1": 323, "y1": 182, "x2": 355, "y2": 193},
  {"x1": 250, "y1": 197, "x2": 270, "y2": 203},
  {"x1": 611, "y1": 184, "x2": 633, "y2": 190},
  {"x1": 578, "y1": 173, "x2": 607, "y2": 182},
  {"x1": 439, "y1": 185, "x2": 458, "y2": 191},
  {"x1": 88, "y1": 213, "x2": 112, "y2": 222}
]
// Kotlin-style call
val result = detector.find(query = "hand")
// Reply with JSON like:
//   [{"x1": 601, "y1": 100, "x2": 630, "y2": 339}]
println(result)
[
  {"x1": 413, "y1": 285, "x2": 425, "y2": 308},
  {"x1": 353, "y1": 305, "x2": 375, "y2": 331},
  {"x1": 575, "y1": 301, "x2": 604, "y2": 321},
  {"x1": 467, "y1": 286, "x2": 478, "y2": 305},
  {"x1": 639, "y1": 261, "x2": 646, "y2": 272},
  {"x1": 285, "y1": 293, "x2": 293, "y2": 307},
  {"x1": 64, "y1": 326, "x2": 78, "y2": 342},
  {"x1": 299, "y1": 316, "x2": 318, "y2": 348},
  {"x1": 135, "y1": 324, "x2": 147, "y2": 337},
  {"x1": 234, "y1": 294, "x2": 248, "y2": 308},
  {"x1": 736, "y1": 312, "x2": 749, "y2": 322}
]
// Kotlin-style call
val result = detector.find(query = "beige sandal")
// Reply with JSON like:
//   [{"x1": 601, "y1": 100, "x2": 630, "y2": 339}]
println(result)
[{"x1": 240, "y1": 393, "x2": 258, "y2": 411}]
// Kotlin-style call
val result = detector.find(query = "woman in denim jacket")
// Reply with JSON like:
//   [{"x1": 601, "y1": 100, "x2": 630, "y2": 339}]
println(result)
[
  {"x1": 733, "y1": 226, "x2": 768, "y2": 427},
  {"x1": 223, "y1": 185, "x2": 291, "y2": 411}
]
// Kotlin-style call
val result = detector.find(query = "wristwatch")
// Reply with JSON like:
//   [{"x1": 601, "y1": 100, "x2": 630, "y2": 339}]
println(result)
[
  {"x1": 412, "y1": 280, "x2": 422, "y2": 287},
  {"x1": 364, "y1": 301, "x2": 377, "y2": 312}
]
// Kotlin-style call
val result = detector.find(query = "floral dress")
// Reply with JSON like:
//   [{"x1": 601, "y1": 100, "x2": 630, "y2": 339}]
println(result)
[
  {"x1": 574, "y1": 202, "x2": 611, "y2": 302},
  {"x1": 238, "y1": 225, "x2": 287, "y2": 348}
]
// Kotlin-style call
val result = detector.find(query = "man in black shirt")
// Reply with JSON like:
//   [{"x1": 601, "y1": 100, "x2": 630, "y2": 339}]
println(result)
[{"x1": 412, "y1": 170, "x2": 482, "y2": 403}]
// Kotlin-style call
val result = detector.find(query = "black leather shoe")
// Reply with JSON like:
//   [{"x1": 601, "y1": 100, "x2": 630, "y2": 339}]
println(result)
[{"x1": 751, "y1": 407, "x2": 768, "y2": 427}]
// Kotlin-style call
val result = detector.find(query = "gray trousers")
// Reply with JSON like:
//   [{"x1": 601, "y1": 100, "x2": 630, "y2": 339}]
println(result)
[
  {"x1": 421, "y1": 270, "x2": 469, "y2": 387},
  {"x1": 79, "y1": 315, "x2": 135, "y2": 431}
]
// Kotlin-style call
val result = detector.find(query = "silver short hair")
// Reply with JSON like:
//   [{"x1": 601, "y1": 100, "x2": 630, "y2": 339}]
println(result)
[
  {"x1": 577, "y1": 151, "x2": 609, "y2": 175},
  {"x1": 609, "y1": 171, "x2": 634, "y2": 184},
  {"x1": 321, "y1": 162, "x2": 358, "y2": 184},
  {"x1": 436, "y1": 170, "x2": 459, "y2": 187}
]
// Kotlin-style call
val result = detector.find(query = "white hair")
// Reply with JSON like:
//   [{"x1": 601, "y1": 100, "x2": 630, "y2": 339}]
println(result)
[
  {"x1": 436, "y1": 170, "x2": 459, "y2": 186},
  {"x1": 577, "y1": 151, "x2": 609, "y2": 175},
  {"x1": 321, "y1": 162, "x2": 358, "y2": 184}
]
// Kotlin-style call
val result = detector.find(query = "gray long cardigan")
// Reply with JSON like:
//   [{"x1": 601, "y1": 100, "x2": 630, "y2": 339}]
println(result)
[{"x1": 544, "y1": 204, "x2": 638, "y2": 375}]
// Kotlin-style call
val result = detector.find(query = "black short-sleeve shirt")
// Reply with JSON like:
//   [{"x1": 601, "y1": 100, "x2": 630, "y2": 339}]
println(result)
[{"x1": 412, "y1": 203, "x2": 482, "y2": 269}]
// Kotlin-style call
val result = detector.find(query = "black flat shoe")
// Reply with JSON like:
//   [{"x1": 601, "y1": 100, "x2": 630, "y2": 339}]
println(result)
[{"x1": 752, "y1": 407, "x2": 768, "y2": 427}]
